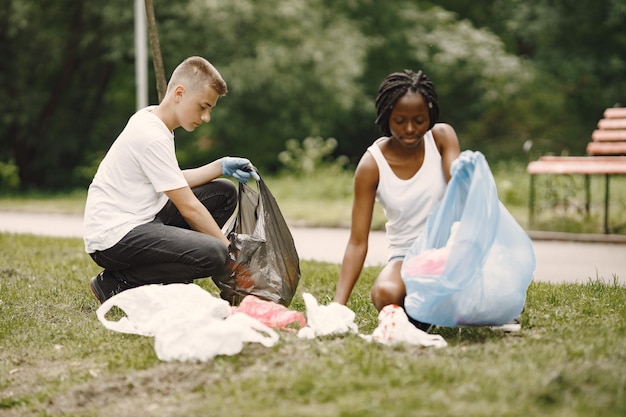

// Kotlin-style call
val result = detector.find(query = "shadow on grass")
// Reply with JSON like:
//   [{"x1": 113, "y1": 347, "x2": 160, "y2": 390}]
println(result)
[{"x1": 432, "y1": 325, "x2": 513, "y2": 345}]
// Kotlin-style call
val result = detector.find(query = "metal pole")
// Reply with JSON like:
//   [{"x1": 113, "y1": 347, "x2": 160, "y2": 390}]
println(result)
[
  {"x1": 604, "y1": 174, "x2": 610, "y2": 234},
  {"x1": 134, "y1": 0, "x2": 148, "y2": 110},
  {"x1": 529, "y1": 174, "x2": 536, "y2": 229}
]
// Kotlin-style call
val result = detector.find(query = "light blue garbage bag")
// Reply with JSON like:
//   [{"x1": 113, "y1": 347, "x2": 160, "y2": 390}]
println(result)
[{"x1": 402, "y1": 151, "x2": 535, "y2": 327}]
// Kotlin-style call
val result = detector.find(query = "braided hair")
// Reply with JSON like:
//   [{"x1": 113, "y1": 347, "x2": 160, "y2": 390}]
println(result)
[{"x1": 374, "y1": 70, "x2": 439, "y2": 136}]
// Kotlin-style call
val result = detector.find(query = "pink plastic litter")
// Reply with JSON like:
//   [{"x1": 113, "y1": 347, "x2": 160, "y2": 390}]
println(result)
[
  {"x1": 232, "y1": 295, "x2": 307, "y2": 331},
  {"x1": 402, "y1": 221, "x2": 458, "y2": 276},
  {"x1": 402, "y1": 246, "x2": 450, "y2": 276}
]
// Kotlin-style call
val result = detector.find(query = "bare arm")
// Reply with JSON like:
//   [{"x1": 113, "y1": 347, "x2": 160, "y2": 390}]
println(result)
[
  {"x1": 431, "y1": 123, "x2": 461, "y2": 182},
  {"x1": 181, "y1": 159, "x2": 224, "y2": 189},
  {"x1": 164, "y1": 186, "x2": 230, "y2": 246},
  {"x1": 334, "y1": 153, "x2": 379, "y2": 305}
]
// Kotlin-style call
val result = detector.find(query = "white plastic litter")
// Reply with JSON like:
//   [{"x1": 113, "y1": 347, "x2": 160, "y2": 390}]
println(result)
[
  {"x1": 364, "y1": 304, "x2": 447, "y2": 348},
  {"x1": 96, "y1": 284, "x2": 279, "y2": 361},
  {"x1": 154, "y1": 312, "x2": 279, "y2": 362},
  {"x1": 297, "y1": 292, "x2": 358, "y2": 339},
  {"x1": 96, "y1": 283, "x2": 232, "y2": 336}
]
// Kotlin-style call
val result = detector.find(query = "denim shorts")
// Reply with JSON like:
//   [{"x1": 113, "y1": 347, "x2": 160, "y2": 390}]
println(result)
[{"x1": 388, "y1": 254, "x2": 405, "y2": 264}]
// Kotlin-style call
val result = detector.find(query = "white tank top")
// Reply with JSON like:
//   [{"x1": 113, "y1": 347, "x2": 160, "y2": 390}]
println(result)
[{"x1": 367, "y1": 130, "x2": 446, "y2": 260}]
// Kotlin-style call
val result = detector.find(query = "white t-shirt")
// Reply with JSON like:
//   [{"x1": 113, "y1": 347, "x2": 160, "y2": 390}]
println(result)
[
  {"x1": 367, "y1": 131, "x2": 447, "y2": 259},
  {"x1": 83, "y1": 106, "x2": 188, "y2": 253}
]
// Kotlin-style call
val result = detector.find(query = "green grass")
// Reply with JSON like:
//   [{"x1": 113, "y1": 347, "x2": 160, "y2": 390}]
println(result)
[
  {"x1": 0, "y1": 189, "x2": 86, "y2": 215},
  {"x1": 1, "y1": 233, "x2": 625, "y2": 416},
  {"x1": 2, "y1": 161, "x2": 625, "y2": 234}
]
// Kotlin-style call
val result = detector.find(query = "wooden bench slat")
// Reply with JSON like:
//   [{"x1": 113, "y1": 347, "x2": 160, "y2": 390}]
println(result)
[
  {"x1": 604, "y1": 108, "x2": 626, "y2": 119},
  {"x1": 538, "y1": 156, "x2": 626, "y2": 162},
  {"x1": 591, "y1": 129, "x2": 626, "y2": 142},
  {"x1": 527, "y1": 160, "x2": 626, "y2": 175},
  {"x1": 597, "y1": 119, "x2": 626, "y2": 130},
  {"x1": 528, "y1": 107, "x2": 626, "y2": 234},
  {"x1": 587, "y1": 141, "x2": 626, "y2": 155}
]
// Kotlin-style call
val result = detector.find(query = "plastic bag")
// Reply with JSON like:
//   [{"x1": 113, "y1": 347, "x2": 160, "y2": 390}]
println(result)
[
  {"x1": 154, "y1": 313, "x2": 279, "y2": 362},
  {"x1": 96, "y1": 283, "x2": 232, "y2": 336},
  {"x1": 213, "y1": 176, "x2": 301, "y2": 307},
  {"x1": 402, "y1": 151, "x2": 535, "y2": 327},
  {"x1": 96, "y1": 284, "x2": 279, "y2": 362}
]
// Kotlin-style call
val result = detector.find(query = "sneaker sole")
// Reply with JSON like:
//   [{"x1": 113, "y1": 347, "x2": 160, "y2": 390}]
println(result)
[
  {"x1": 89, "y1": 276, "x2": 107, "y2": 305},
  {"x1": 490, "y1": 323, "x2": 522, "y2": 332}
]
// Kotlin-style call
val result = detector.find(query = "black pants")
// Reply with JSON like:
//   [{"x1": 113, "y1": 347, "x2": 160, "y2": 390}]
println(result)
[{"x1": 90, "y1": 179, "x2": 237, "y2": 286}]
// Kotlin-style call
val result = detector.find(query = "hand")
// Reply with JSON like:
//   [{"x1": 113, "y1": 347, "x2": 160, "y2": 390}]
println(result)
[{"x1": 220, "y1": 157, "x2": 260, "y2": 183}]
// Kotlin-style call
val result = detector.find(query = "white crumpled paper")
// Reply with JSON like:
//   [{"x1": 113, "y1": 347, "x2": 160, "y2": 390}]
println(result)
[
  {"x1": 297, "y1": 294, "x2": 447, "y2": 348},
  {"x1": 96, "y1": 284, "x2": 279, "y2": 362},
  {"x1": 364, "y1": 304, "x2": 447, "y2": 348},
  {"x1": 297, "y1": 292, "x2": 358, "y2": 339}
]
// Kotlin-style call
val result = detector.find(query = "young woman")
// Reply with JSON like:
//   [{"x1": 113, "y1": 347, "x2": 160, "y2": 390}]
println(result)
[{"x1": 333, "y1": 70, "x2": 461, "y2": 329}]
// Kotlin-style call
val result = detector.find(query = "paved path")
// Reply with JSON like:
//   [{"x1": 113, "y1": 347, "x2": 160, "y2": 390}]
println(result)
[{"x1": 0, "y1": 211, "x2": 624, "y2": 285}]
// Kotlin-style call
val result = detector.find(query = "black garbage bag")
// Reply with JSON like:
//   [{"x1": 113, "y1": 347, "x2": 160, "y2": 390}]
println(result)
[{"x1": 213, "y1": 177, "x2": 301, "y2": 307}]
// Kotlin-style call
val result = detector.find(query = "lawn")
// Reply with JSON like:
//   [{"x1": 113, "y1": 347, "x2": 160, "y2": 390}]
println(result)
[
  {"x1": 0, "y1": 159, "x2": 625, "y2": 415},
  {"x1": 1, "y1": 233, "x2": 625, "y2": 417}
]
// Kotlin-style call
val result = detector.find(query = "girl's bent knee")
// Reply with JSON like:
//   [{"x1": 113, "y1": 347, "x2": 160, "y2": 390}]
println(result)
[{"x1": 371, "y1": 282, "x2": 404, "y2": 311}]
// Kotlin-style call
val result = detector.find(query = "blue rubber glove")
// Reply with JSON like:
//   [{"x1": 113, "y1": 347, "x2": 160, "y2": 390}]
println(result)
[{"x1": 221, "y1": 157, "x2": 260, "y2": 183}]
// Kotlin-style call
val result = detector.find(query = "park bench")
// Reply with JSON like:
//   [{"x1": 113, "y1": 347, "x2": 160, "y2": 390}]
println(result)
[{"x1": 527, "y1": 107, "x2": 626, "y2": 234}]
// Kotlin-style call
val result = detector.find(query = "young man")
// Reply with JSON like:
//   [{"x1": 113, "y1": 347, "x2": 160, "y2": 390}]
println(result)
[{"x1": 84, "y1": 56, "x2": 258, "y2": 303}]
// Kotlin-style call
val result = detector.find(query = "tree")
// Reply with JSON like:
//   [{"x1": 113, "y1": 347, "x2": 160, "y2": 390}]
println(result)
[
  {"x1": 430, "y1": 0, "x2": 626, "y2": 155},
  {"x1": 3, "y1": 0, "x2": 621, "y2": 190},
  {"x1": 325, "y1": 0, "x2": 540, "y2": 160},
  {"x1": 154, "y1": 0, "x2": 372, "y2": 170},
  {"x1": 145, "y1": 0, "x2": 167, "y2": 102},
  {"x1": 0, "y1": 0, "x2": 135, "y2": 189}
]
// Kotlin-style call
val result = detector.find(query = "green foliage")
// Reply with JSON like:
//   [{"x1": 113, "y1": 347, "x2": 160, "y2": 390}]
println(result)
[
  {"x1": 0, "y1": 233, "x2": 625, "y2": 416},
  {"x1": 0, "y1": 0, "x2": 136, "y2": 189},
  {"x1": 171, "y1": 0, "x2": 371, "y2": 170},
  {"x1": 3, "y1": 0, "x2": 625, "y2": 189},
  {"x1": 278, "y1": 137, "x2": 349, "y2": 176},
  {"x1": 0, "y1": 159, "x2": 20, "y2": 191},
  {"x1": 434, "y1": 0, "x2": 626, "y2": 156},
  {"x1": 272, "y1": 136, "x2": 385, "y2": 228}
]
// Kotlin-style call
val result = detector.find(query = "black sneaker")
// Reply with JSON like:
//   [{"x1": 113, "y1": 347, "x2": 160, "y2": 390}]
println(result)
[
  {"x1": 407, "y1": 315, "x2": 433, "y2": 333},
  {"x1": 89, "y1": 271, "x2": 132, "y2": 304}
]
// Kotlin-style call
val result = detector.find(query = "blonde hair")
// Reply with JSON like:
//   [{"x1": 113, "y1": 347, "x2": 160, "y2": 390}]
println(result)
[{"x1": 167, "y1": 56, "x2": 228, "y2": 96}]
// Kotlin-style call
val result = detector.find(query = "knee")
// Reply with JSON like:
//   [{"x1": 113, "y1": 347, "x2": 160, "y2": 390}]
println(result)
[
  {"x1": 216, "y1": 178, "x2": 238, "y2": 212},
  {"x1": 212, "y1": 242, "x2": 229, "y2": 267},
  {"x1": 196, "y1": 239, "x2": 229, "y2": 272},
  {"x1": 215, "y1": 177, "x2": 237, "y2": 193},
  {"x1": 371, "y1": 280, "x2": 405, "y2": 311}
]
